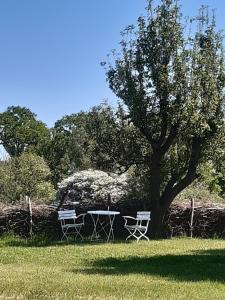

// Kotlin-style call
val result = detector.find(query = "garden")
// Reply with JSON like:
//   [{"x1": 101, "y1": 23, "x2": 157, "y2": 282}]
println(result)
[{"x1": 1, "y1": 0, "x2": 225, "y2": 299}]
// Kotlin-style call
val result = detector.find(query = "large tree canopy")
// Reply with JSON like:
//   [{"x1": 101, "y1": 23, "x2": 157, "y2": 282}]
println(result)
[
  {"x1": 47, "y1": 103, "x2": 145, "y2": 185},
  {"x1": 0, "y1": 106, "x2": 50, "y2": 157},
  {"x1": 105, "y1": 0, "x2": 225, "y2": 237}
]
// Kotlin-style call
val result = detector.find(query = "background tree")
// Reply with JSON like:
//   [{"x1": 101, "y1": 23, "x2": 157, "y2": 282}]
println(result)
[
  {"x1": 47, "y1": 103, "x2": 145, "y2": 185},
  {"x1": 0, "y1": 152, "x2": 55, "y2": 203},
  {"x1": 105, "y1": 0, "x2": 225, "y2": 237},
  {"x1": 0, "y1": 106, "x2": 50, "y2": 157},
  {"x1": 45, "y1": 111, "x2": 91, "y2": 185}
]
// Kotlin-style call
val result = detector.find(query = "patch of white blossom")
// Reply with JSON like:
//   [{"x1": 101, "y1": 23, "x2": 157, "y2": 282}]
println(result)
[{"x1": 58, "y1": 169, "x2": 129, "y2": 203}]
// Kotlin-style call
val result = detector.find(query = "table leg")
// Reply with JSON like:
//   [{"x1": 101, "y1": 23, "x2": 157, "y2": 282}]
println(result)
[
  {"x1": 90, "y1": 213, "x2": 117, "y2": 242},
  {"x1": 90, "y1": 213, "x2": 99, "y2": 241},
  {"x1": 107, "y1": 214, "x2": 116, "y2": 242}
]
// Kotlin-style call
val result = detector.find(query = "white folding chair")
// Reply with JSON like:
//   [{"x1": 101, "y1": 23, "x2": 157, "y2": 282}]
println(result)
[
  {"x1": 123, "y1": 211, "x2": 151, "y2": 242},
  {"x1": 58, "y1": 210, "x2": 85, "y2": 241}
]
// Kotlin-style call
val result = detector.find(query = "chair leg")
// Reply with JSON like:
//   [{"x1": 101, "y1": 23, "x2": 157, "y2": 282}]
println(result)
[
  {"x1": 61, "y1": 229, "x2": 68, "y2": 241},
  {"x1": 126, "y1": 234, "x2": 133, "y2": 241},
  {"x1": 127, "y1": 228, "x2": 148, "y2": 242},
  {"x1": 137, "y1": 230, "x2": 149, "y2": 241},
  {"x1": 134, "y1": 233, "x2": 141, "y2": 242},
  {"x1": 74, "y1": 227, "x2": 83, "y2": 240},
  {"x1": 124, "y1": 225, "x2": 150, "y2": 242},
  {"x1": 142, "y1": 235, "x2": 149, "y2": 241},
  {"x1": 125, "y1": 228, "x2": 138, "y2": 241}
]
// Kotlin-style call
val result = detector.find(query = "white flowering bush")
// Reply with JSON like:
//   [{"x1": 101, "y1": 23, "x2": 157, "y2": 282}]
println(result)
[{"x1": 56, "y1": 169, "x2": 130, "y2": 207}]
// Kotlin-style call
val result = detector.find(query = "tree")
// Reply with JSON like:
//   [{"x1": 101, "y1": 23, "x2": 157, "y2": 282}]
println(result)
[
  {"x1": 48, "y1": 103, "x2": 145, "y2": 185},
  {"x1": 0, "y1": 106, "x2": 50, "y2": 157},
  {"x1": 0, "y1": 152, "x2": 55, "y2": 203},
  {"x1": 105, "y1": 0, "x2": 225, "y2": 237},
  {"x1": 81, "y1": 103, "x2": 145, "y2": 172}
]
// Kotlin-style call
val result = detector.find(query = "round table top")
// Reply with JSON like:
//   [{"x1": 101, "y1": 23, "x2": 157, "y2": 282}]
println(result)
[{"x1": 87, "y1": 210, "x2": 120, "y2": 216}]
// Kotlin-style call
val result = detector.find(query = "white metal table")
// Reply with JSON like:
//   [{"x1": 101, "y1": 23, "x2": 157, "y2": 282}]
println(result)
[{"x1": 87, "y1": 210, "x2": 120, "y2": 242}]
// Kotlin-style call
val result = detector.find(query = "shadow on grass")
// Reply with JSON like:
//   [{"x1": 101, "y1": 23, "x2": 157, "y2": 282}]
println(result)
[
  {"x1": 73, "y1": 248, "x2": 225, "y2": 282},
  {"x1": 0, "y1": 235, "x2": 61, "y2": 248},
  {"x1": 0, "y1": 235, "x2": 126, "y2": 248}
]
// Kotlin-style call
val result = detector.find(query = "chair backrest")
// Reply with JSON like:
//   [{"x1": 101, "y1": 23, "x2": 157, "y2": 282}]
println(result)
[
  {"x1": 58, "y1": 210, "x2": 76, "y2": 220},
  {"x1": 136, "y1": 211, "x2": 151, "y2": 221}
]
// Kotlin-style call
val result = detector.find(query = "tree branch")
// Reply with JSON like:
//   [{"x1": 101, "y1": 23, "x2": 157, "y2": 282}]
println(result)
[
  {"x1": 160, "y1": 137, "x2": 202, "y2": 207},
  {"x1": 157, "y1": 116, "x2": 168, "y2": 145},
  {"x1": 139, "y1": 126, "x2": 158, "y2": 149},
  {"x1": 161, "y1": 124, "x2": 178, "y2": 154}
]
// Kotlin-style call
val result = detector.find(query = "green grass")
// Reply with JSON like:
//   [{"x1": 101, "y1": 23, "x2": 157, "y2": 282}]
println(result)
[{"x1": 0, "y1": 236, "x2": 225, "y2": 299}]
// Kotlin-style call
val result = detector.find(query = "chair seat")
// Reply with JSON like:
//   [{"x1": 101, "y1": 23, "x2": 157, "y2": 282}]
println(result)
[
  {"x1": 62, "y1": 223, "x2": 83, "y2": 229},
  {"x1": 125, "y1": 225, "x2": 147, "y2": 231}
]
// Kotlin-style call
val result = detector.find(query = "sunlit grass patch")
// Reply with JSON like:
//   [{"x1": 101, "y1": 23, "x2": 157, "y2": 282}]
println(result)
[{"x1": 0, "y1": 237, "x2": 225, "y2": 299}]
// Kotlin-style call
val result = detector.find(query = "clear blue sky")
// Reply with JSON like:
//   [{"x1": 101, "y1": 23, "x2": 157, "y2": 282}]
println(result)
[{"x1": 0, "y1": 0, "x2": 224, "y2": 127}]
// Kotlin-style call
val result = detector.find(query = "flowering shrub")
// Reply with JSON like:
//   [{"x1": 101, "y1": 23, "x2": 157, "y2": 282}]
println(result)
[{"x1": 56, "y1": 169, "x2": 130, "y2": 207}]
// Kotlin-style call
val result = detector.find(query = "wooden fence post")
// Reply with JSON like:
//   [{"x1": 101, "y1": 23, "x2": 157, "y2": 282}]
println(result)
[
  {"x1": 26, "y1": 196, "x2": 33, "y2": 238},
  {"x1": 190, "y1": 198, "x2": 195, "y2": 238}
]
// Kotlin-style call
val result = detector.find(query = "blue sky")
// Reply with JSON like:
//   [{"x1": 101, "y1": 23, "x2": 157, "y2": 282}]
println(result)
[{"x1": 0, "y1": 0, "x2": 224, "y2": 127}]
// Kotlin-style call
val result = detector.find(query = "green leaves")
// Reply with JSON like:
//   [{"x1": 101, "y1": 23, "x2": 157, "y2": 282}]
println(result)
[
  {"x1": 0, "y1": 152, "x2": 55, "y2": 204},
  {"x1": 0, "y1": 106, "x2": 50, "y2": 157},
  {"x1": 47, "y1": 103, "x2": 147, "y2": 185},
  {"x1": 105, "y1": 0, "x2": 225, "y2": 217}
]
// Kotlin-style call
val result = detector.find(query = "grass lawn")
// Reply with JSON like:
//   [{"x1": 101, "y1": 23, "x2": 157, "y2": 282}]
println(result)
[{"x1": 0, "y1": 237, "x2": 225, "y2": 299}]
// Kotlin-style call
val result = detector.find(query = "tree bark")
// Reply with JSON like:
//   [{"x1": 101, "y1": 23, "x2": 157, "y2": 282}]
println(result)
[
  {"x1": 149, "y1": 206, "x2": 166, "y2": 239},
  {"x1": 149, "y1": 151, "x2": 164, "y2": 238},
  {"x1": 149, "y1": 137, "x2": 201, "y2": 239}
]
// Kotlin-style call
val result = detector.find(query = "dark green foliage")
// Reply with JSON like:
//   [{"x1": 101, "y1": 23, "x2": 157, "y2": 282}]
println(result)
[
  {"x1": 105, "y1": 0, "x2": 225, "y2": 237},
  {"x1": 0, "y1": 106, "x2": 50, "y2": 157},
  {"x1": 47, "y1": 103, "x2": 147, "y2": 185}
]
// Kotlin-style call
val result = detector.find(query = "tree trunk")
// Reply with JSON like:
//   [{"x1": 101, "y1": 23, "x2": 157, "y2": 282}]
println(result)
[
  {"x1": 149, "y1": 206, "x2": 165, "y2": 239},
  {"x1": 149, "y1": 151, "x2": 164, "y2": 239}
]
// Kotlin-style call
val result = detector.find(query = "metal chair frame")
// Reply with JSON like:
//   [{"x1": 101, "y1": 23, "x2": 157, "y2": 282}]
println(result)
[
  {"x1": 58, "y1": 210, "x2": 85, "y2": 241},
  {"x1": 123, "y1": 211, "x2": 151, "y2": 242}
]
